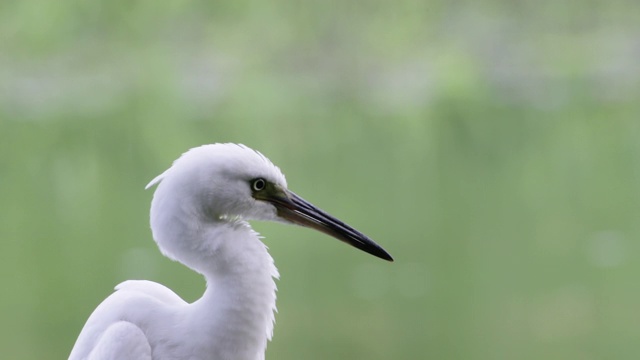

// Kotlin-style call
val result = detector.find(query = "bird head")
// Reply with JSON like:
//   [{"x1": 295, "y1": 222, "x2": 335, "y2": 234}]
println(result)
[{"x1": 147, "y1": 143, "x2": 393, "y2": 262}]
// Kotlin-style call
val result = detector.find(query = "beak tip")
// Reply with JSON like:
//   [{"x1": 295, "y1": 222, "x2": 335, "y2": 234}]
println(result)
[
  {"x1": 364, "y1": 245, "x2": 394, "y2": 262},
  {"x1": 379, "y1": 251, "x2": 394, "y2": 262}
]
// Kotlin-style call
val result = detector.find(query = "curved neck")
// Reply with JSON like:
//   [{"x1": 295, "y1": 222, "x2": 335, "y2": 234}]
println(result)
[
  {"x1": 150, "y1": 214, "x2": 278, "y2": 359},
  {"x1": 191, "y1": 223, "x2": 279, "y2": 359}
]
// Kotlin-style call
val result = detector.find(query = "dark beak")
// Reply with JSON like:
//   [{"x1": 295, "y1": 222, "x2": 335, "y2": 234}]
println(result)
[{"x1": 266, "y1": 189, "x2": 393, "y2": 262}]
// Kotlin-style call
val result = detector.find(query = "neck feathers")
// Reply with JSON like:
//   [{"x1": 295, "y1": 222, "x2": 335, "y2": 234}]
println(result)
[
  {"x1": 151, "y1": 190, "x2": 280, "y2": 358},
  {"x1": 195, "y1": 223, "x2": 279, "y2": 359}
]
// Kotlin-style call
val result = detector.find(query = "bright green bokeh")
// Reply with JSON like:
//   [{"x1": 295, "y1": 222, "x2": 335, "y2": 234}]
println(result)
[{"x1": 1, "y1": 1, "x2": 639, "y2": 359}]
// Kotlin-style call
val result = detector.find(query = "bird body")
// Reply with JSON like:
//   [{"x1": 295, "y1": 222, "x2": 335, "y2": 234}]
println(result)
[{"x1": 69, "y1": 144, "x2": 392, "y2": 360}]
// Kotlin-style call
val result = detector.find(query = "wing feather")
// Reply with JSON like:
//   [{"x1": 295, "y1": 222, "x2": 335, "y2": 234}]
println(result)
[
  {"x1": 87, "y1": 321, "x2": 151, "y2": 360},
  {"x1": 69, "y1": 281, "x2": 186, "y2": 360}
]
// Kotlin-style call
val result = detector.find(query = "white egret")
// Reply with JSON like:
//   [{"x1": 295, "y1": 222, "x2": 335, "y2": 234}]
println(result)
[{"x1": 68, "y1": 143, "x2": 393, "y2": 360}]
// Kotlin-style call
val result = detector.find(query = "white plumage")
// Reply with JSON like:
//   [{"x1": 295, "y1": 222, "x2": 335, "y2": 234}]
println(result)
[{"x1": 69, "y1": 143, "x2": 392, "y2": 360}]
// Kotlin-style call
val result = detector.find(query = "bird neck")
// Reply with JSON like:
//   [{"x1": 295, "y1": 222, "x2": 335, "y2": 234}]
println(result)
[{"x1": 192, "y1": 221, "x2": 279, "y2": 358}]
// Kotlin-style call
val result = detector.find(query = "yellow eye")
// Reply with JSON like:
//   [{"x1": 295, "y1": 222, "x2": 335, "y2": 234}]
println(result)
[{"x1": 252, "y1": 178, "x2": 266, "y2": 191}]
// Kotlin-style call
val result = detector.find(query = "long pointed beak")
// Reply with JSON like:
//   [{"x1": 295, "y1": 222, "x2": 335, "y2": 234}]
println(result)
[{"x1": 266, "y1": 189, "x2": 393, "y2": 262}]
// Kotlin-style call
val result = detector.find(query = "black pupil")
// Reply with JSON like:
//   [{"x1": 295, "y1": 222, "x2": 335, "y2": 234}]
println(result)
[{"x1": 254, "y1": 179, "x2": 265, "y2": 190}]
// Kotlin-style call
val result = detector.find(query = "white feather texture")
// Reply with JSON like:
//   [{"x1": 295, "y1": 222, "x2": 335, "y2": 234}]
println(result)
[{"x1": 69, "y1": 144, "x2": 283, "y2": 360}]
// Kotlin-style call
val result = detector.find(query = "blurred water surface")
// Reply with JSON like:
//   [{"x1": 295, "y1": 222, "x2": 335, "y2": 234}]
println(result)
[{"x1": 1, "y1": 1, "x2": 639, "y2": 359}]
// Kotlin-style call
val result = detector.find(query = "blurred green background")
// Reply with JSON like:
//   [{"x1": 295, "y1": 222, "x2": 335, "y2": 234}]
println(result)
[{"x1": 2, "y1": 0, "x2": 640, "y2": 359}]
